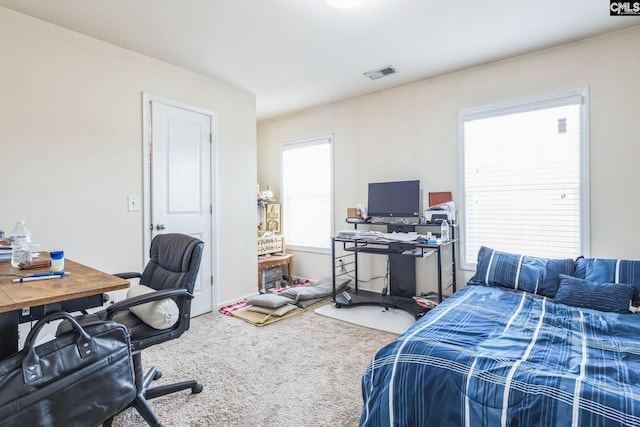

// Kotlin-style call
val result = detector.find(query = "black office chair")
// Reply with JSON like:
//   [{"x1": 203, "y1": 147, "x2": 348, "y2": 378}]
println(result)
[{"x1": 62, "y1": 233, "x2": 204, "y2": 427}]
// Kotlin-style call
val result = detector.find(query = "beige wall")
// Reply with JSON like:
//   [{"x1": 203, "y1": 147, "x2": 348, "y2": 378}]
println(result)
[
  {"x1": 0, "y1": 7, "x2": 258, "y2": 305},
  {"x1": 258, "y1": 26, "x2": 640, "y2": 293}
]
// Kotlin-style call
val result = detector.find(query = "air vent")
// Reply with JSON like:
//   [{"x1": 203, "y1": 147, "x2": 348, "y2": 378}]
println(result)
[{"x1": 364, "y1": 66, "x2": 397, "y2": 80}]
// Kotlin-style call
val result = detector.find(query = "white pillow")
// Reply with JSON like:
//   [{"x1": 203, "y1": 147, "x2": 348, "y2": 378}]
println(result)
[{"x1": 127, "y1": 284, "x2": 180, "y2": 330}]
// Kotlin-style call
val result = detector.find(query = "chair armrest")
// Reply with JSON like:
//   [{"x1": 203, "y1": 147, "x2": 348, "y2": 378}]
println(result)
[
  {"x1": 104, "y1": 288, "x2": 193, "y2": 320},
  {"x1": 113, "y1": 272, "x2": 142, "y2": 280}
]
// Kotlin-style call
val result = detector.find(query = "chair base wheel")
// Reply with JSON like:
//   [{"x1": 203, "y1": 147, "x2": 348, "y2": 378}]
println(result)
[
  {"x1": 153, "y1": 370, "x2": 162, "y2": 381},
  {"x1": 192, "y1": 383, "x2": 204, "y2": 394}
]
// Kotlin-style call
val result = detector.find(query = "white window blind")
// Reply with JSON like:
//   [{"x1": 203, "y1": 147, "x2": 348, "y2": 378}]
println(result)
[
  {"x1": 459, "y1": 90, "x2": 589, "y2": 269},
  {"x1": 281, "y1": 135, "x2": 333, "y2": 251}
]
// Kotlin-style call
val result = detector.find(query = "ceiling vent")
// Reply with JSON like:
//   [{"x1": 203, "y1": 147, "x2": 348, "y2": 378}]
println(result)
[{"x1": 364, "y1": 66, "x2": 397, "y2": 80}]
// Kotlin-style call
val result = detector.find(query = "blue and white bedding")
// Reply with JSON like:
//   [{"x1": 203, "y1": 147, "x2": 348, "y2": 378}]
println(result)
[{"x1": 360, "y1": 284, "x2": 640, "y2": 427}]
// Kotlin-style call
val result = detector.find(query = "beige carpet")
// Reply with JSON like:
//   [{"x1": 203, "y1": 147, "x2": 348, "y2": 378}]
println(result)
[{"x1": 111, "y1": 309, "x2": 397, "y2": 427}]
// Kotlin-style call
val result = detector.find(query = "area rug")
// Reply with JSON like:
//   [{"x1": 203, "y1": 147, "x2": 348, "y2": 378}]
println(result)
[
  {"x1": 228, "y1": 305, "x2": 304, "y2": 325},
  {"x1": 218, "y1": 284, "x2": 302, "y2": 317},
  {"x1": 218, "y1": 282, "x2": 331, "y2": 326},
  {"x1": 315, "y1": 303, "x2": 416, "y2": 335}
]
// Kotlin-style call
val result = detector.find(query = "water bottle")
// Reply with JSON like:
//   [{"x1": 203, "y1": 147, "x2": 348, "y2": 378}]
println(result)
[
  {"x1": 10, "y1": 220, "x2": 32, "y2": 268},
  {"x1": 440, "y1": 219, "x2": 450, "y2": 243}
]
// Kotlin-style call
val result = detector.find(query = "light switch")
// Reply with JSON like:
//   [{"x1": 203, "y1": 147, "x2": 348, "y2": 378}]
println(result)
[{"x1": 128, "y1": 195, "x2": 140, "y2": 212}]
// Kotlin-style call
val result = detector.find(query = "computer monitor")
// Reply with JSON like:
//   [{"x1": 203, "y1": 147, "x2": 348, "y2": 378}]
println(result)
[{"x1": 367, "y1": 180, "x2": 420, "y2": 218}]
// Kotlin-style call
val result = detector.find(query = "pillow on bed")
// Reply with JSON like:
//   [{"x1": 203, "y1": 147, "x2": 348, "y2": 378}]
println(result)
[
  {"x1": 469, "y1": 246, "x2": 575, "y2": 297},
  {"x1": 554, "y1": 275, "x2": 634, "y2": 314},
  {"x1": 574, "y1": 257, "x2": 640, "y2": 306}
]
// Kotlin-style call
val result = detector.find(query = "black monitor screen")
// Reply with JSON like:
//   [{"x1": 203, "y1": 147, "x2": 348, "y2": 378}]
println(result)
[{"x1": 367, "y1": 180, "x2": 420, "y2": 218}]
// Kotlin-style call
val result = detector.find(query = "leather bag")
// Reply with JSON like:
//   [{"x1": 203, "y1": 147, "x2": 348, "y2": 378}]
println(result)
[{"x1": 0, "y1": 312, "x2": 136, "y2": 427}]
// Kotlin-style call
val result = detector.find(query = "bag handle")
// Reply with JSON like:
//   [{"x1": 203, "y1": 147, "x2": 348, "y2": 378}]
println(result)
[{"x1": 22, "y1": 312, "x2": 97, "y2": 384}]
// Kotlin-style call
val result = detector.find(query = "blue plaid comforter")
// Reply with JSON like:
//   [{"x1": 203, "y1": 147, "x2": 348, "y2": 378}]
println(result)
[{"x1": 360, "y1": 285, "x2": 640, "y2": 427}]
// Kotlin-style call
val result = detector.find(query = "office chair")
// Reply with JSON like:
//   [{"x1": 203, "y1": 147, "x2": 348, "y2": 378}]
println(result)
[{"x1": 61, "y1": 233, "x2": 204, "y2": 427}]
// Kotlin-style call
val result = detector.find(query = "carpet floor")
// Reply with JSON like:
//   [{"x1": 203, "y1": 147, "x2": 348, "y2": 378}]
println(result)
[{"x1": 111, "y1": 309, "x2": 398, "y2": 427}]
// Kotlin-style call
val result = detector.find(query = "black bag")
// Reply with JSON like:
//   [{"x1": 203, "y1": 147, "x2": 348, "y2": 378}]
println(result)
[{"x1": 0, "y1": 312, "x2": 136, "y2": 427}]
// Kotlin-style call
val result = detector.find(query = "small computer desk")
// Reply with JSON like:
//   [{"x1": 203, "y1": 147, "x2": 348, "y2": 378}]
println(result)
[{"x1": 0, "y1": 258, "x2": 129, "y2": 359}]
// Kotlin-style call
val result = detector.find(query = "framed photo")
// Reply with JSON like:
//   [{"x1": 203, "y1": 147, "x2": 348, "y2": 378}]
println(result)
[{"x1": 266, "y1": 203, "x2": 281, "y2": 233}]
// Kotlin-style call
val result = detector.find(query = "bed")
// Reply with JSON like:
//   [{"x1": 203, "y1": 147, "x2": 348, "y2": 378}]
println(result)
[{"x1": 360, "y1": 248, "x2": 640, "y2": 427}]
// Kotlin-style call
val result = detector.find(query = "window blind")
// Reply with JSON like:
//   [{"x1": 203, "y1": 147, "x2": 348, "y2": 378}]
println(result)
[
  {"x1": 281, "y1": 136, "x2": 333, "y2": 251},
  {"x1": 460, "y1": 91, "x2": 588, "y2": 269}
]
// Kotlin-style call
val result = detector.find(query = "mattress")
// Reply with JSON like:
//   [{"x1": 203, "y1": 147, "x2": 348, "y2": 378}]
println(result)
[{"x1": 360, "y1": 285, "x2": 640, "y2": 426}]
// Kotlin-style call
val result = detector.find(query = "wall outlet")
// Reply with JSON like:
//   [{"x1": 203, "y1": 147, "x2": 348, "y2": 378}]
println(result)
[{"x1": 338, "y1": 259, "x2": 346, "y2": 273}]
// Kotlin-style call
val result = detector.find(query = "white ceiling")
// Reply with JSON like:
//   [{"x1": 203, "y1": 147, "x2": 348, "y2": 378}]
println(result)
[{"x1": 0, "y1": 0, "x2": 637, "y2": 121}]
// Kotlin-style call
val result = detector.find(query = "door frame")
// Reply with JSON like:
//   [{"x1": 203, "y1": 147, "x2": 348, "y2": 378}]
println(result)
[{"x1": 141, "y1": 92, "x2": 218, "y2": 309}]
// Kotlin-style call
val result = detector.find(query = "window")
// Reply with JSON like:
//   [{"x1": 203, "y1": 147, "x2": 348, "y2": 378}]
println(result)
[
  {"x1": 281, "y1": 135, "x2": 333, "y2": 252},
  {"x1": 459, "y1": 89, "x2": 589, "y2": 270}
]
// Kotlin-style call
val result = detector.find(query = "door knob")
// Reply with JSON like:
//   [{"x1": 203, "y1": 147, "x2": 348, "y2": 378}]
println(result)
[{"x1": 156, "y1": 224, "x2": 167, "y2": 230}]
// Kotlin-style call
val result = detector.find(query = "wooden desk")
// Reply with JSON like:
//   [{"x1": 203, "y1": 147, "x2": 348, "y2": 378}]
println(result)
[
  {"x1": 0, "y1": 258, "x2": 129, "y2": 359},
  {"x1": 258, "y1": 253, "x2": 293, "y2": 293}
]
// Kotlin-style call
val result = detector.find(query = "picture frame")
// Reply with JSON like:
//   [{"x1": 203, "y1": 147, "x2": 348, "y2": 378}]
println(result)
[{"x1": 266, "y1": 203, "x2": 281, "y2": 233}]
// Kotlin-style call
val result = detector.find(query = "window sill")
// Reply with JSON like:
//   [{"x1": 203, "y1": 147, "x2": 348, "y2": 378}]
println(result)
[{"x1": 287, "y1": 245, "x2": 331, "y2": 255}]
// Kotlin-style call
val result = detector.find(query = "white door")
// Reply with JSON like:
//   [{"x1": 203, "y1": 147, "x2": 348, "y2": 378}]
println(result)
[{"x1": 146, "y1": 97, "x2": 214, "y2": 316}]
